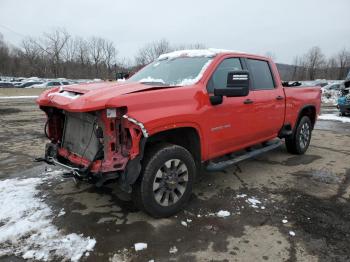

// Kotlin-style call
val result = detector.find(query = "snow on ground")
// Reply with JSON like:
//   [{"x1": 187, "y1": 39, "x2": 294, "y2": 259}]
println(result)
[
  {"x1": 246, "y1": 197, "x2": 262, "y2": 208},
  {"x1": 169, "y1": 246, "x2": 178, "y2": 254},
  {"x1": 181, "y1": 221, "x2": 188, "y2": 227},
  {"x1": 0, "y1": 177, "x2": 96, "y2": 261},
  {"x1": 134, "y1": 243, "x2": 147, "y2": 251},
  {"x1": 216, "y1": 210, "x2": 231, "y2": 218},
  {"x1": 319, "y1": 114, "x2": 350, "y2": 123},
  {"x1": 321, "y1": 90, "x2": 340, "y2": 105}
]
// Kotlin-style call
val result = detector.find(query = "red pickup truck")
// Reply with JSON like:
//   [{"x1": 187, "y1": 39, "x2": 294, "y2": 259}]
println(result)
[{"x1": 37, "y1": 49, "x2": 321, "y2": 217}]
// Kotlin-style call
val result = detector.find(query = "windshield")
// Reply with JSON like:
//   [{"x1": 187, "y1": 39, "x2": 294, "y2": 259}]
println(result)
[{"x1": 128, "y1": 57, "x2": 213, "y2": 86}]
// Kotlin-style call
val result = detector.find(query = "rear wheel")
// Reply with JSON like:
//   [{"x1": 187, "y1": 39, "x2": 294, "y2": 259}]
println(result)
[
  {"x1": 285, "y1": 116, "x2": 312, "y2": 155},
  {"x1": 132, "y1": 143, "x2": 196, "y2": 218}
]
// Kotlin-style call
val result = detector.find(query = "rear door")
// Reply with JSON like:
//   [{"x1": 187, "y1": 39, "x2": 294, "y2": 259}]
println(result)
[{"x1": 244, "y1": 58, "x2": 285, "y2": 140}]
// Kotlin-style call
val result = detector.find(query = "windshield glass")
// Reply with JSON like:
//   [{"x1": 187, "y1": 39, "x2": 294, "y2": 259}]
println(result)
[{"x1": 128, "y1": 57, "x2": 213, "y2": 86}]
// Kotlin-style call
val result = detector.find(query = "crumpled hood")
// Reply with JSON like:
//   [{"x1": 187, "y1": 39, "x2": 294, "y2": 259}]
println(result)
[{"x1": 36, "y1": 81, "x2": 175, "y2": 112}]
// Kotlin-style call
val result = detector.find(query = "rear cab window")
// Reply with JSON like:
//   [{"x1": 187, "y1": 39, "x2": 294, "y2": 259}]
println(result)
[{"x1": 246, "y1": 59, "x2": 275, "y2": 90}]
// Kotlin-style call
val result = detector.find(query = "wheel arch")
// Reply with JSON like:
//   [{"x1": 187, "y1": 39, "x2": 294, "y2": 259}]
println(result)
[
  {"x1": 145, "y1": 127, "x2": 202, "y2": 170},
  {"x1": 295, "y1": 105, "x2": 317, "y2": 130}
]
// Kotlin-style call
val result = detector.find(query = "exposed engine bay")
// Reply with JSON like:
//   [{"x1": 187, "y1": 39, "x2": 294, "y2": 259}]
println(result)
[{"x1": 39, "y1": 106, "x2": 146, "y2": 190}]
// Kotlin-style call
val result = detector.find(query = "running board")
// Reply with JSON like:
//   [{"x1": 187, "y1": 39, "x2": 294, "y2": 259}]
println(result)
[{"x1": 206, "y1": 140, "x2": 283, "y2": 172}]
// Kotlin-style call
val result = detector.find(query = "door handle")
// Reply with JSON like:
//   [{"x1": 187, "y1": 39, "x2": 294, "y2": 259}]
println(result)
[
  {"x1": 243, "y1": 99, "x2": 253, "y2": 104},
  {"x1": 276, "y1": 96, "x2": 284, "y2": 100}
]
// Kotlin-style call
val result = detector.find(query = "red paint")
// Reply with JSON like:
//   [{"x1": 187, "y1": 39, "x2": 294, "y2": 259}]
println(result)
[{"x1": 37, "y1": 52, "x2": 321, "y2": 173}]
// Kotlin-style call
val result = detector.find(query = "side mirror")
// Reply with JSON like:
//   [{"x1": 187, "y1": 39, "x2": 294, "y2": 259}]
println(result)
[{"x1": 214, "y1": 70, "x2": 250, "y2": 97}]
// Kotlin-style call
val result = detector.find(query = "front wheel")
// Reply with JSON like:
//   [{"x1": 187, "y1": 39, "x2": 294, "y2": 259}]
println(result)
[
  {"x1": 285, "y1": 116, "x2": 312, "y2": 155},
  {"x1": 132, "y1": 143, "x2": 196, "y2": 218}
]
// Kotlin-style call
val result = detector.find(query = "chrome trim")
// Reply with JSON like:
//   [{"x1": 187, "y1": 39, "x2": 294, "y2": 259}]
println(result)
[{"x1": 122, "y1": 115, "x2": 149, "y2": 138}]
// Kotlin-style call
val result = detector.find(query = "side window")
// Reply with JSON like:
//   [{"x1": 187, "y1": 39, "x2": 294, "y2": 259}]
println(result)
[
  {"x1": 47, "y1": 82, "x2": 53, "y2": 87},
  {"x1": 246, "y1": 59, "x2": 275, "y2": 90},
  {"x1": 53, "y1": 82, "x2": 61, "y2": 86},
  {"x1": 207, "y1": 58, "x2": 242, "y2": 93}
]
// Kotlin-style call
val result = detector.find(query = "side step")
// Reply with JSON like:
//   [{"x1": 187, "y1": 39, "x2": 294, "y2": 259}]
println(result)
[{"x1": 206, "y1": 140, "x2": 283, "y2": 172}]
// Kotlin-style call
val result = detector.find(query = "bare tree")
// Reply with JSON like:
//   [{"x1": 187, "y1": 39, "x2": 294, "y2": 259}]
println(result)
[
  {"x1": 335, "y1": 48, "x2": 350, "y2": 79},
  {"x1": 305, "y1": 46, "x2": 325, "y2": 80},
  {"x1": 21, "y1": 37, "x2": 46, "y2": 76},
  {"x1": 135, "y1": 39, "x2": 171, "y2": 66},
  {"x1": 173, "y1": 43, "x2": 206, "y2": 51},
  {"x1": 0, "y1": 33, "x2": 10, "y2": 75},
  {"x1": 89, "y1": 37, "x2": 105, "y2": 77},
  {"x1": 40, "y1": 29, "x2": 71, "y2": 77},
  {"x1": 103, "y1": 40, "x2": 117, "y2": 78}
]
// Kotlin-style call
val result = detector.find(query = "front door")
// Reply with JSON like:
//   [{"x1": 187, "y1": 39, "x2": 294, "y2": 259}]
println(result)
[{"x1": 205, "y1": 57, "x2": 256, "y2": 159}]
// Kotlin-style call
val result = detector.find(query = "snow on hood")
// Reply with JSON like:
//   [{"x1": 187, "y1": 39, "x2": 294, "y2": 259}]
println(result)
[{"x1": 158, "y1": 48, "x2": 246, "y2": 60}]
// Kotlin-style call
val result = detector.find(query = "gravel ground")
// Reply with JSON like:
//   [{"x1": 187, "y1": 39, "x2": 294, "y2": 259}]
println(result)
[{"x1": 1, "y1": 97, "x2": 350, "y2": 262}]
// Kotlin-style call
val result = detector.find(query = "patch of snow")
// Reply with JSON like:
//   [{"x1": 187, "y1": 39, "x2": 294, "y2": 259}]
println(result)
[
  {"x1": 138, "y1": 77, "x2": 165, "y2": 84},
  {"x1": 0, "y1": 177, "x2": 96, "y2": 261},
  {"x1": 260, "y1": 206, "x2": 266, "y2": 210},
  {"x1": 216, "y1": 210, "x2": 231, "y2": 217},
  {"x1": 321, "y1": 89, "x2": 340, "y2": 105},
  {"x1": 134, "y1": 243, "x2": 147, "y2": 251},
  {"x1": 176, "y1": 59, "x2": 213, "y2": 86},
  {"x1": 57, "y1": 208, "x2": 66, "y2": 217},
  {"x1": 169, "y1": 246, "x2": 178, "y2": 254},
  {"x1": 246, "y1": 197, "x2": 262, "y2": 208},
  {"x1": 158, "y1": 48, "x2": 245, "y2": 60},
  {"x1": 319, "y1": 114, "x2": 350, "y2": 123},
  {"x1": 289, "y1": 231, "x2": 296, "y2": 237},
  {"x1": 282, "y1": 219, "x2": 288, "y2": 224},
  {"x1": 186, "y1": 219, "x2": 192, "y2": 223},
  {"x1": 48, "y1": 90, "x2": 81, "y2": 100},
  {"x1": 45, "y1": 169, "x2": 66, "y2": 176},
  {"x1": 236, "y1": 194, "x2": 247, "y2": 198},
  {"x1": 181, "y1": 221, "x2": 188, "y2": 227}
]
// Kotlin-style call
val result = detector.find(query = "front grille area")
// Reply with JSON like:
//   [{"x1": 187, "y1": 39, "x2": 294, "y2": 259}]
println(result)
[{"x1": 62, "y1": 112, "x2": 100, "y2": 161}]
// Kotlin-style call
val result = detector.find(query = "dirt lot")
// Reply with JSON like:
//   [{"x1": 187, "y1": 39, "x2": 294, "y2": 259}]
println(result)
[
  {"x1": 1, "y1": 97, "x2": 350, "y2": 262},
  {"x1": 0, "y1": 87, "x2": 47, "y2": 97}
]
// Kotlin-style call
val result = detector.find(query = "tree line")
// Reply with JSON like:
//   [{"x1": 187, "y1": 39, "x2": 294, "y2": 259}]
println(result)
[
  {"x1": 287, "y1": 46, "x2": 350, "y2": 81},
  {"x1": 0, "y1": 29, "x2": 349, "y2": 81}
]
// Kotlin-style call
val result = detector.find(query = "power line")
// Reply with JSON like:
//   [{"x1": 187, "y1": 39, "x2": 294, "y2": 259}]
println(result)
[{"x1": 0, "y1": 23, "x2": 26, "y2": 38}]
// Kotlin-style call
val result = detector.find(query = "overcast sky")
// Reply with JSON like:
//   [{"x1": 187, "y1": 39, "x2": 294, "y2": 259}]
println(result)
[{"x1": 1, "y1": 0, "x2": 349, "y2": 64}]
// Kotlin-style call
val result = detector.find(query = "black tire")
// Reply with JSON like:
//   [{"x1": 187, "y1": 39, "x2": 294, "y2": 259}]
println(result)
[
  {"x1": 132, "y1": 143, "x2": 196, "y2": 218},
  {"x1": 340, "y1": 112, "x2": 346, "y2": 116},
  {"x1": 285, "y1": 116, "x2": 312, "y2": 155}
]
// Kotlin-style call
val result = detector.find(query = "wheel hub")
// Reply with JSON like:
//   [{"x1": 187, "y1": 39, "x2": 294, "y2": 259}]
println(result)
[
  {"x1": 299, "y1": 122, "x2": 310, "y2": 149},
  {"x1": 152, "y1": 159, "x2": 189, "y2": 206}
]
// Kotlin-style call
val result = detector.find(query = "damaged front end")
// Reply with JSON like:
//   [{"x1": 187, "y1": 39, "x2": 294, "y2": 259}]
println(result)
[{"x1": 38, "y1": 106, "x2": 147, "y2": 192}]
